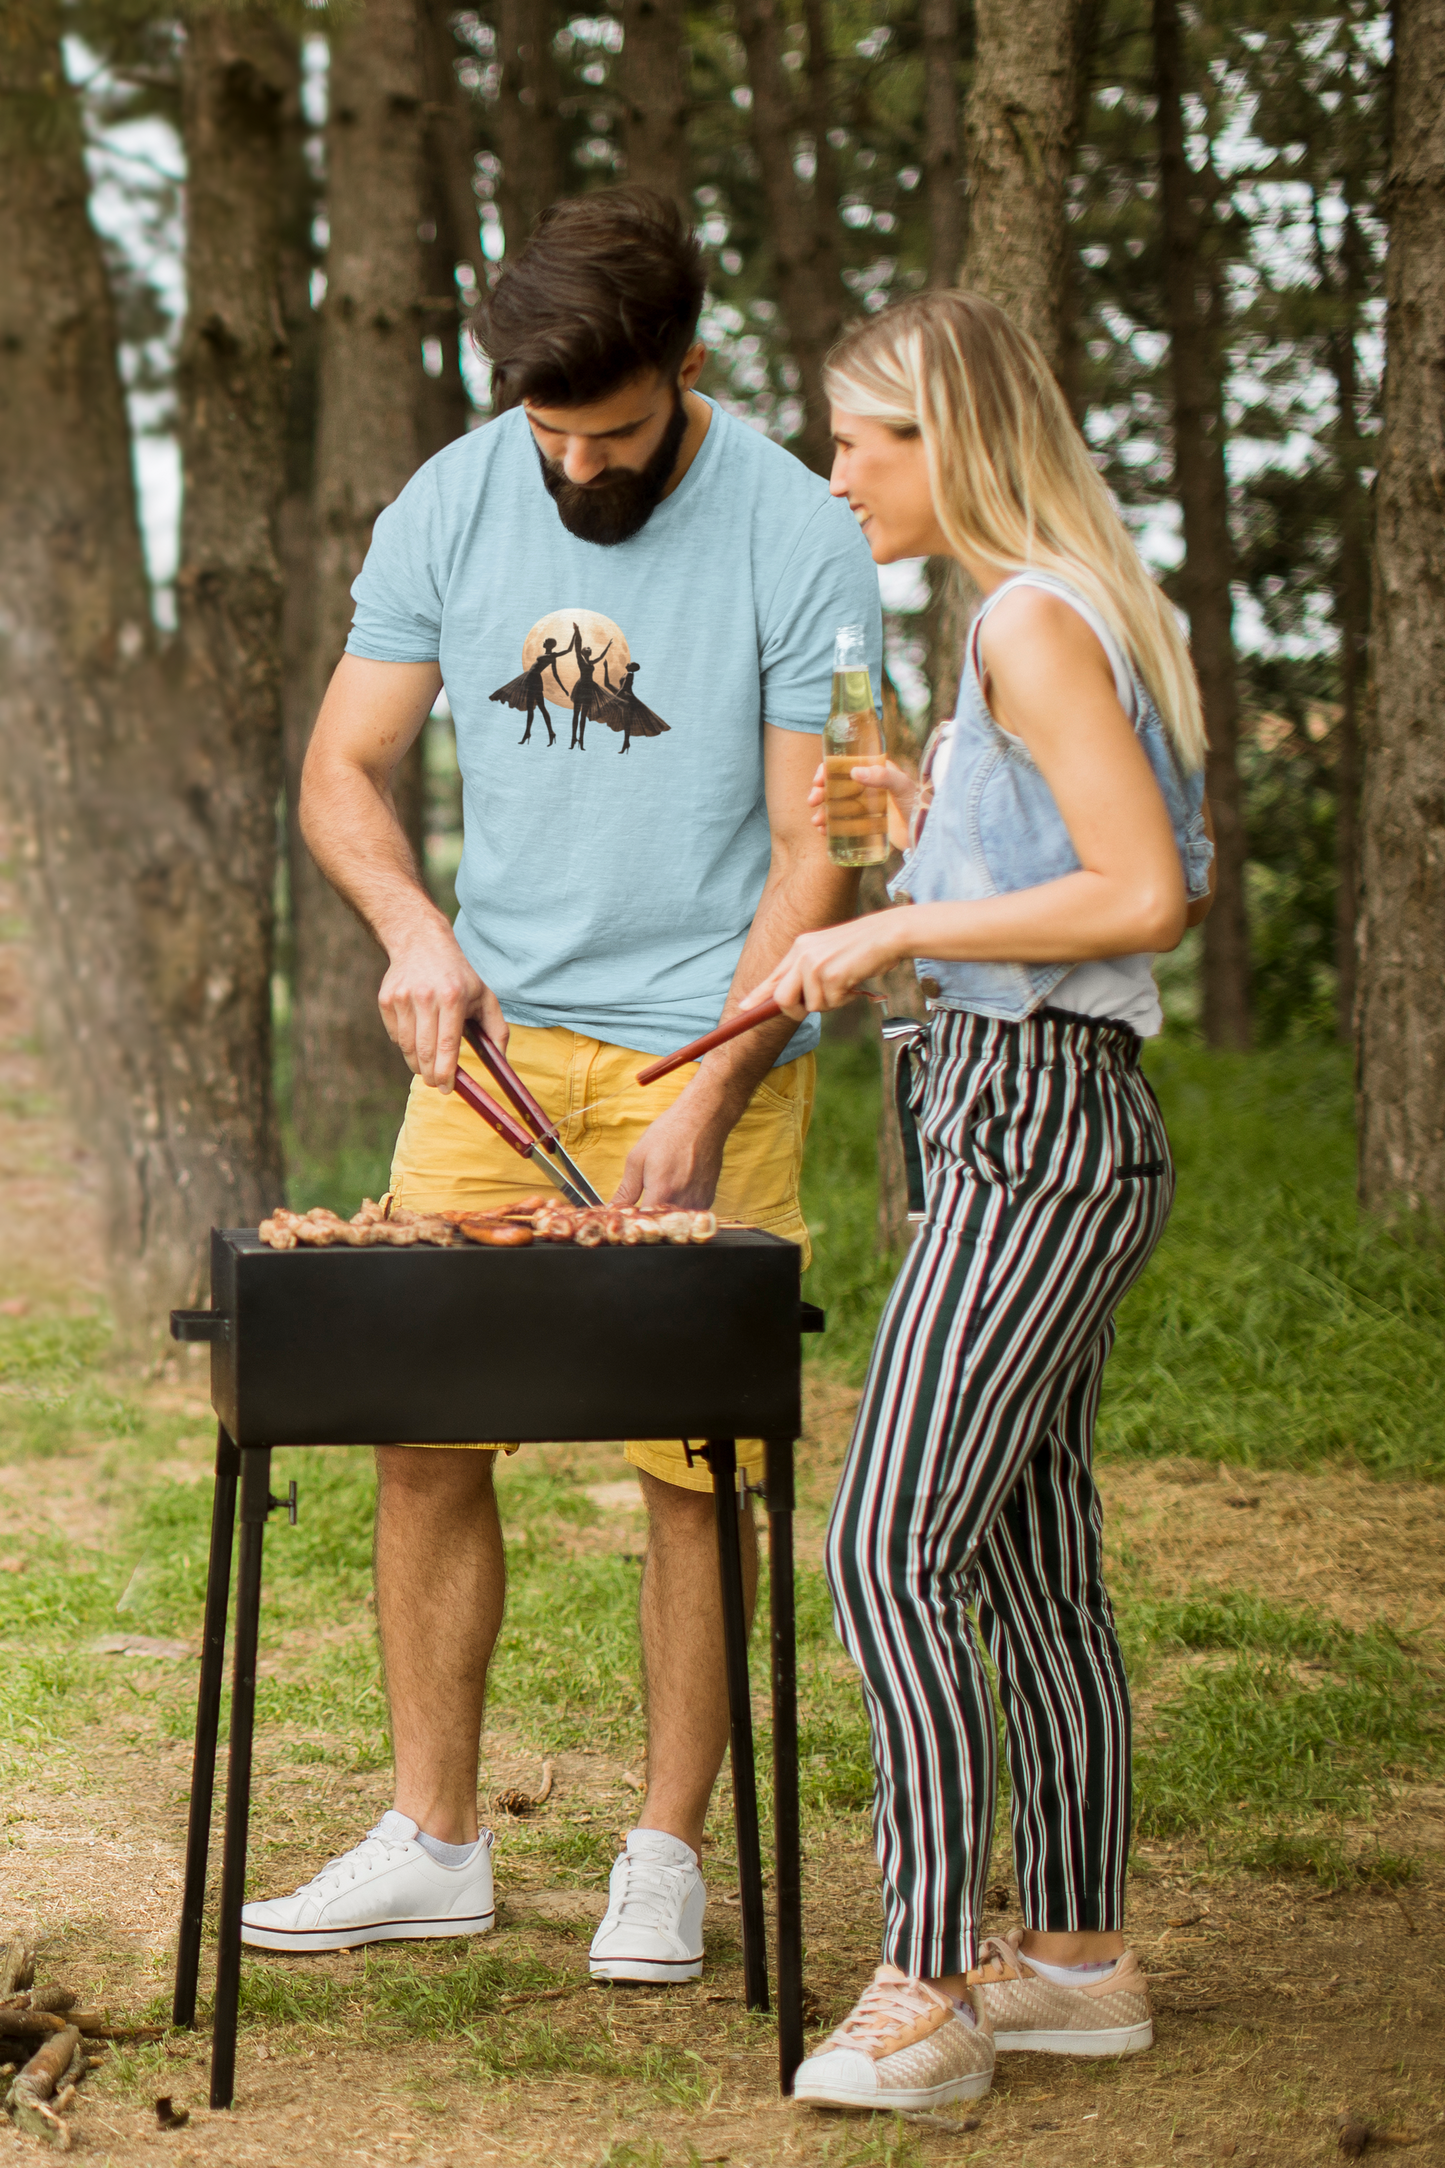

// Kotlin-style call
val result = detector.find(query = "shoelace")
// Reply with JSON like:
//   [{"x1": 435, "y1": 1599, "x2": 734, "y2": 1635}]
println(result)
[
  {"x1": 828, "y1": 1971, "x2": 951, "y2": 2054},
  {"x1": 967, "y1": 1936, "x2": 1026, "y2": 1985},
  {"x1": 291, "y1": 1831, "x2": 414, "y2": 1899},
  {"x1": 611, "y1": 1858, "x2": 687, "y2": 1929}
]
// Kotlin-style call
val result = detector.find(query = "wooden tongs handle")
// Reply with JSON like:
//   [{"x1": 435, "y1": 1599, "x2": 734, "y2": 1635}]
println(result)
[
  {"x1": 635, "y1": 1001, "x2": 784, "y2": 1088},
  {"x1": 461, "y1": 1019, "x2": 559, "y2": 1144}
]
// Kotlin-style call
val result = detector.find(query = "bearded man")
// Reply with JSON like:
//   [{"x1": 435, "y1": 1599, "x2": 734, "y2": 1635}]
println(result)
[{"x1": 240, "y1": 188, "x2": 880, "y2": 1986}]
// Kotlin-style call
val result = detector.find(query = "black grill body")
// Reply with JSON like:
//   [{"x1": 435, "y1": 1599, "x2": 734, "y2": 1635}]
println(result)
[
  {"x1": 171, "y1": 1227, "x2": 815, "y2": 2114},
  {"x1": 207, "y1": 1227, "x2": 803, "y2": 1444}
]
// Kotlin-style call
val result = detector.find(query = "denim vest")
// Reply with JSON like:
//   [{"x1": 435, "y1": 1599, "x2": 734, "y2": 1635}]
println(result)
[{"x1": 890, "y1": 572, "x2": 1213, "y2": 1023}]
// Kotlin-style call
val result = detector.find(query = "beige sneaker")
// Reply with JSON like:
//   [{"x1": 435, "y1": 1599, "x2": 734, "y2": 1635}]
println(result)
[
  {"x1": 793, "y1": 1965, "x2": 995, "y2": 2112},
  {"x1": 968, "y1": 1933, "x2": 1153, "y2": 2055}
]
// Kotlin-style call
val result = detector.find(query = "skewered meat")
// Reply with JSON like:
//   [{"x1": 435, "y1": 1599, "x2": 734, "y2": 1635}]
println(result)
[{"x1": 257, "y1": 1197, "x2": 721, "y2": 1251}]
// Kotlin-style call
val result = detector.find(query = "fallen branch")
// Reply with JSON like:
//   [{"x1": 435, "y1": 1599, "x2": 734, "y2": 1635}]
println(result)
[
  {"x1": 6, "y1": 2022, "x2": 79, "y2": 2150},
  {"x1": 0, "y1": 1936, "x2": 36, "y2": 2001}
]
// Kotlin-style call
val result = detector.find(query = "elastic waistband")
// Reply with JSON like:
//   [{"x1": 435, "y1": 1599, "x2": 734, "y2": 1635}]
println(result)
[{"x1": 929, "y1": 1003, "x2": 1143, "y2": 1072}]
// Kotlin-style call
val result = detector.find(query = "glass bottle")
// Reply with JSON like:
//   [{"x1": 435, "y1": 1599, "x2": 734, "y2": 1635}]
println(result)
[{"x1": 823, "y1": 623, "x2": 888, "y2": 867}]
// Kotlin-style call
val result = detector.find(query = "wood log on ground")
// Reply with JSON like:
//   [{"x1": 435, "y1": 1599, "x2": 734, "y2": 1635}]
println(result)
[
  {"x1": 5, "y1": 2021, "x2": 80, "y2": 2148},
  {"x1": 28, "y1": 1988, "x2": 76, "y2": 2016},
  {"x1": 0, "y1": 1935, "x2": 35, "y2": 1999}
]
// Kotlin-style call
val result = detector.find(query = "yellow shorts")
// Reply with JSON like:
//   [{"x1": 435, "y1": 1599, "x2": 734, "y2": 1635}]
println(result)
[{"x1": 388, "y1": 1023, "x2": 815, "y2": 1492}]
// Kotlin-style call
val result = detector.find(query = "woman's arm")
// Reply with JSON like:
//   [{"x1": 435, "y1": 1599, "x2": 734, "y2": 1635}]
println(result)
[{"x1": 747, "y1": 589, "x2": 1190, "y2": 1016}]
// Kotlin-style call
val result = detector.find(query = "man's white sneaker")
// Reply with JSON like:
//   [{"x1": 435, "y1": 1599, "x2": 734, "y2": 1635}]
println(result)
[
  {"x1": 589, "y1": 1829, "x2": 706, "y2": 1983},
  {"x1": 794, "y1": 1967, "x2": 995, "y2": 2112},
  {"x1": 240, "y1": 1812, "x2": 495, "y2": 1952}
]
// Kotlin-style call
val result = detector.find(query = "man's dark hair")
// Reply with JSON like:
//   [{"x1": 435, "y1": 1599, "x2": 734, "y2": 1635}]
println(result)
[{"x1": 476, "y1": 188, "x2": 706, "y2": 412}]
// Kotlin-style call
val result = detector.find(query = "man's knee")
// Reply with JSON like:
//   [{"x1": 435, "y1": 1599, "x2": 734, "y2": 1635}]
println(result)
[{"x1": 375, "y1": 1445, "x2": 498, "y2": 1510}]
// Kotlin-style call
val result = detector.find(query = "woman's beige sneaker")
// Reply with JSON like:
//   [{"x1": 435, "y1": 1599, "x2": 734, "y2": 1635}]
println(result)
[
  {"x1": 793, "y1": 1967, "x2": 995, "y2": 2112},
  {"x1": 968, "y1": 1934, "x2": 1153, "y2": 2055}
]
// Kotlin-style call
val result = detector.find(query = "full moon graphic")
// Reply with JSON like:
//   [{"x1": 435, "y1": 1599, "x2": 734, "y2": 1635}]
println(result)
[{"x1": 522, "y1": 609, "x2": 630, "y2": 709}]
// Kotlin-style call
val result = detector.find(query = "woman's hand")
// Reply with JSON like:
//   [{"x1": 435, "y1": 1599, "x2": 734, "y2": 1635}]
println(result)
[
  {"x1": 740, "y1": 911, "x2": 916, "y2": 1020},
  {"x1": 808, "y1": 758, "x2": 918, "y2": 848}
]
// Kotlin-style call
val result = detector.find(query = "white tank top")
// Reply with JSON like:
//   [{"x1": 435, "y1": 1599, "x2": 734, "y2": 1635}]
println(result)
[{"x1": 972, "y1": 574, "x2": 1163, "y2": 1040}]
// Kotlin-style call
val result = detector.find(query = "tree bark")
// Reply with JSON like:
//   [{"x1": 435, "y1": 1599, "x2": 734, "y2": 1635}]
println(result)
[
  {"x1": 289, "y1": 0, "x2": 434, "y2": 1166},
  {"x1": 961, "y1": 0, "x2": 1087, "y2": 370},
  {"x1": 1325, "y1": 201, "x2": 1372, "y2": 1046},
  {"x1": 1356, "y1": 0, "x2": 1445, "y2": 1217},
  {"x1": 922, "y1": 0, "x2": 963, "y2": 292},
  {"x1": 1152, "y1": 0, "x2": 1251, "y2": 1049},
  {"x1": 0, "y1": 4, "x2": 290, "y2": 1326},
  {"x1": 495, "y1": 0, "x2": 565, "y2": 256},
  {"x1": 734, "y1": 0, "x2": 847, "y2": 473},
  {"x1": 619, "y1": 0, "x2": 689, "y2": 201}
]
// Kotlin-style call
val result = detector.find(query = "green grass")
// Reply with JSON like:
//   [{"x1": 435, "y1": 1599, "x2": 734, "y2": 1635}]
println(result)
[{"x1": 803, "y1": 1033, "x2": 1445, "y2": 1481}]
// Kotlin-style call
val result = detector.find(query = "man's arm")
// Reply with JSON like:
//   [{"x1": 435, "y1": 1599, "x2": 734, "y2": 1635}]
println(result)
[
  {"x1": 299, "y1": 653, "x2": 508, "y2": 1085},
  {"x1": 611, "y1": 726, "x2": 857, "y2": 1209}
]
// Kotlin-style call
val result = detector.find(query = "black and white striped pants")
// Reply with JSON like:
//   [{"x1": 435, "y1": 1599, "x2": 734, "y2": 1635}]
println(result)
[{"x1": 825, "y1": 1006, "x2": 1173, "y2": 1979}]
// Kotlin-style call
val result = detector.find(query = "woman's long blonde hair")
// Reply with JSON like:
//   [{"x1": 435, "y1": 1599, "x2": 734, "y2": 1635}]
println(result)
[{"x1": 824, "y1": 292, "x2": 1207, "y2": 771}]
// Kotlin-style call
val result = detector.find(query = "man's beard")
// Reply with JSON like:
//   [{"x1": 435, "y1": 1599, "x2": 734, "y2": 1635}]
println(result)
[{"x1": 535, "y1": 394, "x2": 690, "y2": 546}]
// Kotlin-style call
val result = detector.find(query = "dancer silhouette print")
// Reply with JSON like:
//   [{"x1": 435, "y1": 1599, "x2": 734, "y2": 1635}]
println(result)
[
  {"x1": 597, "y1": 661, "x2": 671, "y2": 755},
  {"x1": 565, "y1": 622, "x2": 613, "y2": 751},
  {"x1": 488, "y1": 637, "x2": 569, "y2": 745},
  {"x1": 490, "y1": 609, "x2": 671, "y2": 756}
]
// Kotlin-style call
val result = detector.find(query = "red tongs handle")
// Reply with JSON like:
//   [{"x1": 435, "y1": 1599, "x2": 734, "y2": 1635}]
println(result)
[
  {"x1": 450, "y1": 1067, "x2": 538, "y2": 1162},
  {"x1": 635, "y1": 1001, "x2": 784, "y2": 1088},
  {"x1": 461, "y1": 1020, "x2": 559, "y2": 1145}
]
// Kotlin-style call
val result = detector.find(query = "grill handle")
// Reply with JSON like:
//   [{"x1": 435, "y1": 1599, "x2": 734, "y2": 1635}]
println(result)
[
  {"x1": 798, "y1": 1302, "x2": 825, "y2": 1335},
  {"x1": 171, "y1": 1310, "x2": 231, "y2": 1344}
]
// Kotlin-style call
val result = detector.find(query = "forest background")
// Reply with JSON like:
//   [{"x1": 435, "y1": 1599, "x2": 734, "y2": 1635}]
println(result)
[{"x1": 1, "y1": 0, "x2": 1443, "y2": 1325}]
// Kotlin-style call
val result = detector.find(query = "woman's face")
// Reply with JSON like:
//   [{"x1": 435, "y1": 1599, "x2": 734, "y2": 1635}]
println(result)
[{"x1": 829, "y1": 408, "x2": 949, "y2": 563}]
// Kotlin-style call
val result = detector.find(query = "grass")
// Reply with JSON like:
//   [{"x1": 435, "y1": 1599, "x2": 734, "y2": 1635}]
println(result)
[{"x1": 804, "y1": 1032, "x2": 1445, "y2": 1481}]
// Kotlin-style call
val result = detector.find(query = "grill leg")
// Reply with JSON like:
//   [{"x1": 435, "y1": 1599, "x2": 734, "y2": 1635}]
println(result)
[
  {"x1": 173, "y1": 1425, "x2": 241, "y2": 2030},
  {"x1": 767, "y1": 1436, "x2": 803, "y2": 2094},
  {"x1": 210, "y1": 1445, "x2": 270, "y2": 2110},
  {"x1": 708, "y1": 1439, "x2": 768, "y2": 2013}
]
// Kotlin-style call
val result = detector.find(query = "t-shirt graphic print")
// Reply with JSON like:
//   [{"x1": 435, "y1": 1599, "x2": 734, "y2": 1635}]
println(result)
[
  {"x1": 490, "y1": 611, "x2": 670, "y2": 754},
  {"x1": 346, "y1": 399, "x2": 881, "y2": 1059}
]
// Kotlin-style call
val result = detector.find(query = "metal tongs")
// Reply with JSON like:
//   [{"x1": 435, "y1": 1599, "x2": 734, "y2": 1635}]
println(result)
[{"x1": 451, "y1": 1021, "x2": 604, "y2": 1209}]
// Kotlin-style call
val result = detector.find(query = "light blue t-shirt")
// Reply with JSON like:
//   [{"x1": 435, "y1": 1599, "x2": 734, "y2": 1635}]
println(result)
[{"x1": 346, "y1": 399, "x2": 882, "y2": 1060}]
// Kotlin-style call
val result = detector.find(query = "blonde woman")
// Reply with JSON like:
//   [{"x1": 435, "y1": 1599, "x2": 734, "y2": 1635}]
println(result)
[{"x1": 744, "y1": 292, "x2": 1214, "y2": 2115}]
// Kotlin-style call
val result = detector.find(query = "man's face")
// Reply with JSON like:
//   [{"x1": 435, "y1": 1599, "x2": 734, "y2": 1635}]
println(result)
[{"x1": 525, "y1": 370, "x2": 690, "y2": 546}]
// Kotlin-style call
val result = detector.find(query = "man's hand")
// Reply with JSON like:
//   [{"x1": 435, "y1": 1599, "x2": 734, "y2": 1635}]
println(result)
[
  {"x1": 378, "y1": 917, "x2": 508, "y2": 1091},
  {"x1": 610, "y1": 1086, "x2": 736, "y2": 1210}
]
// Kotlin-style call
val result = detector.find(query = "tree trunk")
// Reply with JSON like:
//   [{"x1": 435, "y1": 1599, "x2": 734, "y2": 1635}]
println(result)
[
  {"x1": 961, "y1": 0, "x2": 1087, "y2": 370},
  {"x1": 0, "y1": 5, "x2": 290, "y2": 1327},
  {"x1": 1152, "y1": 0, "x2": 1251, "y2": 1049},
  {"x1": 495, "y1": 0, "x2": 565, "y2": 255},
  {"x1": 734, "y1": 0, "x2": 847, "y2": 473},
  {"x1": 1356, "y1": 0, "x2": 1445, "y2": 1217},
  {"x1": 289, "y1": 0, "x2": 433, "y2": 1167},
  {"x1": 619, "y1": 0, "x2": 689, "y2": 201},
  {"x1": 922, "y1": 0, "x2": 963, "y2": 292},
  {"x1": 1326, "y1": 202, "x2": 1372, "y2": 1047}
]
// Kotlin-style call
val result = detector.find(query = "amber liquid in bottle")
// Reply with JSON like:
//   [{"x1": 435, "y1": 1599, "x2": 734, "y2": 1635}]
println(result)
[{"x1": 824, "y1": 626, "x2": 888, "y2": 868}]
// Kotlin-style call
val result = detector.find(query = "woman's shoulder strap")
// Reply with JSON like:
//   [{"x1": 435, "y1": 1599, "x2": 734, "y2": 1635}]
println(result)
[{"x1": 971, "y1": 571, "x2": 1138, "y2": 722}]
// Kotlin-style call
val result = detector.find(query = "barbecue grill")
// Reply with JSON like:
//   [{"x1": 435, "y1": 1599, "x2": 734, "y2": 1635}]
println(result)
[{"x1": 170, "y1": 1226, "x2": 821, "y2": 2108}]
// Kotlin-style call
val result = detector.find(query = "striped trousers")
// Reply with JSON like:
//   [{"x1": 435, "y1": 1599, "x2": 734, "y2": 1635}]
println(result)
[{"x1": 825, "y1": 1007, "x2": 1173, "y2": 1978}]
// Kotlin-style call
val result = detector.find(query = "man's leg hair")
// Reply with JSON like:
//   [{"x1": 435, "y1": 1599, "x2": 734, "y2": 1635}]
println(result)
[
  {"x1": 635, "y1": 1467, "x2": 758, "y2": 1855},
  {"x1": 373, "y1": 1446, "x2": 506, "y2": 1845}
]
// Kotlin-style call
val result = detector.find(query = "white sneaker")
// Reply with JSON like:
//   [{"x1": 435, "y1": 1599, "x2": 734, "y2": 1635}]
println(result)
[
  {"x1": 240, "y1": 1812, "x2": 495, "y2": 1952},
  {"x1": 588, "y1": 1829, "x2": 706, "y2": 1983},
  {"x1": 794, "y1": 1967, "x2": 995, "y2": 2112}
]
